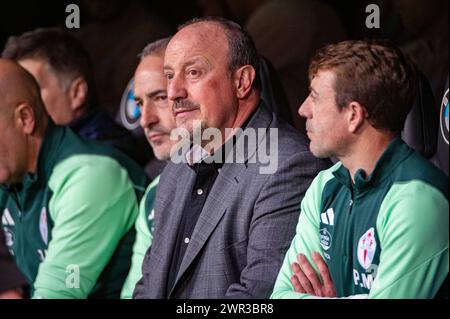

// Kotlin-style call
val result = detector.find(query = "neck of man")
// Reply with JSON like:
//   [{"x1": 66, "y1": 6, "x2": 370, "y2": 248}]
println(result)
[
  {"x1": 339, "y1": 127, "x2": 396, "y2": 183},
  {"x1": 24, "y1": 116, "x2": 48, "y2": 179},
  {"x1": 69, "y1": 102, "x2": 89, "y2": 125},
  {"x1": 75, "y1": 105, "x2": 88, "y2": 119},
  {"x1": 207, "y1": 92, "x2": 260, "y2": 154}
]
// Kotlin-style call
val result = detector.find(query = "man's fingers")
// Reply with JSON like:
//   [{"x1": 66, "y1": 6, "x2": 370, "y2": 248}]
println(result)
[
  {"x1": 290, "y1": 263, "x2": 303, "y2": 292},
  {"x1": 290, "y1": 273, "x2": 305, "y2": 293},
  {"x1": 311, "y1": 252, "x2": 331, "y2": 284},
  {"x1": 312, "y1": 251, "x2": 336, "y2": 297},
  {"x1": 297, "y1": 253, "x2": 323, "y2": 297},
  {"x1": 291, "y1": 262, "x2": 315, "y2": 295}
]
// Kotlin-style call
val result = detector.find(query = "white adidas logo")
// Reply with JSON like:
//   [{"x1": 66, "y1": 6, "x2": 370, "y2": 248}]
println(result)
[
  {"x1": 320, "y1": 208, "x2": 335, "y2": 226},
  {"x1": 2, "y1": 208, "x2": 15, "y2": 226}
]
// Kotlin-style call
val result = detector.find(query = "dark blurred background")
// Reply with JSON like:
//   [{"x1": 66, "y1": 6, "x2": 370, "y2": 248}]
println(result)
[
  {"x1": 2, "y1": 0, "x2": 441, "y2": 52},
  {"x1": 0, "y1": 0, "x2": 403, "y2": 47},
  {"x1": 1, "y1": 0, "x2": 448, "y2": 128}
]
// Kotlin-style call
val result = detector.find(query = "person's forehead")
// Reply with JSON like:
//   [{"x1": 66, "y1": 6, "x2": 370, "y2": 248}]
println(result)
[
  {"x1": 165, "y1": 23, "x2": 228, "y2": 65},
  {"x1": 134, "y1": 57, "x2": 166, "y2": 90},
  {"x1": 178, "y1": 22, "x2": 227, "y2": 44},
  {"x1": 136, "y1": 55, "x2": 164, "y2": 74},
  {"x1": 312, "y1": 70, "x2": 337, "y2": 90}
]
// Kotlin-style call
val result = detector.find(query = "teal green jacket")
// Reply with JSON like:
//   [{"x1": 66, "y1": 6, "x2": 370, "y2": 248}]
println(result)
[
  {"x1": 272, "y1": 137, "x2": 448, "y2": 299},
  {"x1": 121, "y1": 175, "x2": 159, "y2": 299},
  {"x1": 0, "y1": 122, "x2": 147, "y2": 298}
]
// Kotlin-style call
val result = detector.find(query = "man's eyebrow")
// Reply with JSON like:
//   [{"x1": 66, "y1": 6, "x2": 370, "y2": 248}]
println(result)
[
  {"x1": 309, "y1": 86, "x2": 318, "y2": 95},
  {"x1": 146, "y1": 89, "x2": 166, "y2": 98},
  {"x1": 133, "y1": 89, "x2": 166, "y2": 100},
  {"x1": 163, "y1": 58, "x2": 206, "y2": 71},
  {"x1": 182, "y1": 60, "x2": 200, "y2": 68}
]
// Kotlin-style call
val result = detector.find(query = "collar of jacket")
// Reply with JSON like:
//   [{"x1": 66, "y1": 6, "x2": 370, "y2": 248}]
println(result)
[
  {"x1": 182, "y1": 100, "x2": 271, "y2": 168},
  {"x1": 333, "y1": 136, "x2": 413, "y2": 194},
  {"x1": 18, "y1": 121, "x2": 64, "y2": 189}
]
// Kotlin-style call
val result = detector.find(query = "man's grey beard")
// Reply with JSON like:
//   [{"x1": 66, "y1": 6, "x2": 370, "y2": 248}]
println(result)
[{"x1": 189, "y1": 120, "x2": 208, "y2": 144}]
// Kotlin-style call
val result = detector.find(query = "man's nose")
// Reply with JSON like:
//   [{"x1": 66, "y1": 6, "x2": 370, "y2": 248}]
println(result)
[
  {"x1": 140, "y1": 102, "x2": 159, "y2": 128},
  {"x1": 167, "y1": 75, "x2": 188, "y2": 101},
  {"x1": 298, "y1": 96, "x2": 312, "y2": 119}
]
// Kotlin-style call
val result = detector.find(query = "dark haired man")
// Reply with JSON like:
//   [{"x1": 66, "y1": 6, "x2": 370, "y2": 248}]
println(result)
[
  {"x1": 2, "y1": 28, "x2": 150, "y2": 167},
  {"x1": 133, "y1": 17, "x2": 330, "y2": 299},
  {"x1": 272, "y1": 40, "x2": 448, "y2": 299}
]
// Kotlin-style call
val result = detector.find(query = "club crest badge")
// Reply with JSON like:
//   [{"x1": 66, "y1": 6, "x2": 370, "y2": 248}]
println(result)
[
  {"x1": 320, "y1": 228, "x2": 332, "y2": 251},
  {"x1": 357, "y1": 227, "x2": 377, "y2": 270}
]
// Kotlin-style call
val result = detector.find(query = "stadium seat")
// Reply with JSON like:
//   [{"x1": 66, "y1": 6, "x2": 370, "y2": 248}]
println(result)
[
  {"x1": 258, "y1": 55, "x2": 293, "y2": 126},
  {"x1": 402, "y1": 71, "x2": 439, "y2": 158}
]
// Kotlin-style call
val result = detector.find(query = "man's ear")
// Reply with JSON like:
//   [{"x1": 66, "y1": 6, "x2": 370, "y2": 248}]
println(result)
[
  {"x1": 234, "y1": 65, "x2": 256, "y2": 99},
  {"x1": 347, "y1": 101, "x2": 367, "y2": 133},
  {"x1": 15, "y1": 103, "x2": 36, "y2": 135},
  {"x1": 68, "y1": 76, "x2": 88, "y2": 111}
]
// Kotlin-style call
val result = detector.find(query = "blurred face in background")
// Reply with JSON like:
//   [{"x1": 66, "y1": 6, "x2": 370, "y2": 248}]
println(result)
[
  {"x1": 0, "y1": 60, "x2": 46, "y2": 185},
  {"x1": 134, "y1": 54, "x2": 176, "y2": 160},
  {"x1": 19, "y1": 58, "x2": 80, "y2": 125},
  {"x1": 0, "y1": 106, "x2": 28, "y2": 184}
]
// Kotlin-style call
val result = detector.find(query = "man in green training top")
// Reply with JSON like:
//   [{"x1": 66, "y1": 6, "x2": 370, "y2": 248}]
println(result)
[
  {"x1": 121, "y1": 37, "x2": 178, "y2": 299},
  {"x1": 271, "y1": 40, "x2": 448, "y2": 299},
  {"x1": 0, "y1": 59, "x2": 147, "y2": 299}
]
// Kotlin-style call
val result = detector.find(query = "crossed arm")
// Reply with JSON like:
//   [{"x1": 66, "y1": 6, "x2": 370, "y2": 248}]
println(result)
[{"x1": 272, "y1": 174, "x2": 449, "y2": 299}]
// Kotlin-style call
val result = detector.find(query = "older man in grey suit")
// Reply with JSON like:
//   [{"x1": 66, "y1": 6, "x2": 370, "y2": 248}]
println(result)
[{"x1": 133, "y1": 17, "x2": 330, "y2": 299}]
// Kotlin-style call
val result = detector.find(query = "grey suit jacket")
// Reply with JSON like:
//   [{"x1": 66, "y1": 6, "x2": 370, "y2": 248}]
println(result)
[{"x1": 134, "y1": 103, "x2": 330, "y2": 299}]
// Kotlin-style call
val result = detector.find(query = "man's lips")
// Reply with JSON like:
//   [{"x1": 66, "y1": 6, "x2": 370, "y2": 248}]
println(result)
[
  {"x1": 173, "y1": 107, "x2": 199, "y2": 117},
  {"x1": 148, "y1": 132, "x2": 167, "y2": 141}
]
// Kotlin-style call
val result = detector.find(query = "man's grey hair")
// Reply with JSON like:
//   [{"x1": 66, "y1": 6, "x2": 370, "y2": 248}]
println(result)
[{"x1": 139, "y1": 37, "x2": 172, "y2": 60}]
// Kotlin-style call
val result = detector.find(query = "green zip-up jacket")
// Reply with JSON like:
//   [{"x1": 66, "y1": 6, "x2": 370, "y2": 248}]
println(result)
[
  {"x1": 0, "y1": 122, "x2": 147, "y2": 299},
  {"x1": 272, "y1": 137, "x2": 448, "y2": 299},
  {"x1": 121, "y1": 175, "x2": 159, "y2": 299}
]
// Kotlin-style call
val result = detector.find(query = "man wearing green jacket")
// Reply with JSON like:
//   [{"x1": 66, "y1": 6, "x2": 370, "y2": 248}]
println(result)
[
  {"x1": 0, "y1": 59, "x2": 147, "y2": 298},
  {"x1": 120, "y1": 37, "x2": 178, "y2": 298},
  {"x1": 271, "y1": 40, "x2": 448, "y2": 299}
]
